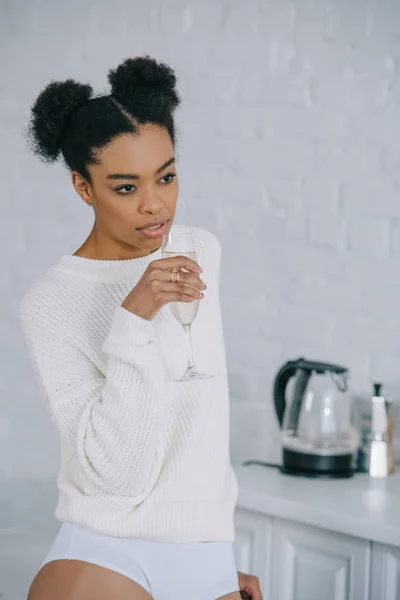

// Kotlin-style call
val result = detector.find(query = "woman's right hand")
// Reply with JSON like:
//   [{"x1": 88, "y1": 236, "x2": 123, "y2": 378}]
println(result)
[{"x1": 121, "y1": 255, "x2": 207, "y2": 321}]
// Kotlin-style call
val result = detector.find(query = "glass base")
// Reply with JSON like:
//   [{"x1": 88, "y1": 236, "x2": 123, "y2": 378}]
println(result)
[{"x1": 176, "y1": 365, "x2": 213, "y2": 382}]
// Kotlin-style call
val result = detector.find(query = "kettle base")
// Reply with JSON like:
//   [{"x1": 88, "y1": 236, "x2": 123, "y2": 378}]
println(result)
[
  {"x1": 282, "y1": 448, "x2": 355, "y2": 479},
  {"x1": 280, "y1": 466, "x2": 354, "y2": 479}
]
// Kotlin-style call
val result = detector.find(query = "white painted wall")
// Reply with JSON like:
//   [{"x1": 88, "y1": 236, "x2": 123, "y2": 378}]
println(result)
[{"x1": 1, "y1": 0, "x2": 400, "y2": 477}]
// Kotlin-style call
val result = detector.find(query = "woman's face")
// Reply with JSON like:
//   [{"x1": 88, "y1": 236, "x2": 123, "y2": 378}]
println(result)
[{"x1": 73, "y1": 124, "x2": 179, "y2": 259}]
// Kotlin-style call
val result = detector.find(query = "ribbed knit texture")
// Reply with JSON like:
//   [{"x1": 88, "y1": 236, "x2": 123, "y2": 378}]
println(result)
[{"x1": 20, "y1": 225, "x2": 238, "y2": 542}]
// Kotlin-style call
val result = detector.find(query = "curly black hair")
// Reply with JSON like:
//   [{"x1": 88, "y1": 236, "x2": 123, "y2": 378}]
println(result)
[{"x1": 27, "y1": 56, "x2": 181, "y2": 181}]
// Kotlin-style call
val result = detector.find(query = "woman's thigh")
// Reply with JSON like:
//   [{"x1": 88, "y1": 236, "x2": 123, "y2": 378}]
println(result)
[{"x1": 27, "y1": 559, "x2": 154, "y2": 600}]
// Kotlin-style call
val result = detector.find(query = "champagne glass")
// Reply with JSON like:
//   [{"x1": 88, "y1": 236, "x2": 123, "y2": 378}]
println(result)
[{"x1": 162, "y1": 226, "x2": 213, "y2": 382}]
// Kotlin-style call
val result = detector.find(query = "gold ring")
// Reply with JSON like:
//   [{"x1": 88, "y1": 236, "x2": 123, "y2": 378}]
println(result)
[{"x1": 170, "y1": 269, "x2": 180, "y2": 283}]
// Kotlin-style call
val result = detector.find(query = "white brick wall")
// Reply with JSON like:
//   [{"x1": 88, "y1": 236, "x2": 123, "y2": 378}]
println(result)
[{"x1": 1, "y1": 0, "x2": 400, "y2": 477}]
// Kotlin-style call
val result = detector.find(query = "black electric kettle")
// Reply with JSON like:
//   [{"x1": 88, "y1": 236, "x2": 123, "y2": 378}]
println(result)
[{"x1": 273, "y1": 358, "x2": 358, "y2": 478}]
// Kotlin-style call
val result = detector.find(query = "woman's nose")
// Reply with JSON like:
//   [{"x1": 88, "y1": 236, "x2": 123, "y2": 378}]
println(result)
[{"x1": 138, "y1": 190, "x2": 164, "y2": 214}]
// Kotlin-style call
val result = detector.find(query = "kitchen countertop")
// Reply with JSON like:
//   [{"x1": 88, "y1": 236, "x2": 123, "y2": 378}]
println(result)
[{"x1": 233, "y1": 463, "x2": 400, "y2": 547}]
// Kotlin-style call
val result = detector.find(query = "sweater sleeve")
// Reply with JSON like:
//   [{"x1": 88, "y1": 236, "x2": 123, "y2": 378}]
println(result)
[{"x1": 20, "y1": 298, "x2": 166, "y2": 501}]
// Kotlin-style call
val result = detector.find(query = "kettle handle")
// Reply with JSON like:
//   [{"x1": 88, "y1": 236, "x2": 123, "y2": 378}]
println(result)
[{"x1": 273, "y1": 359, "x2": 302, "y2": 426}]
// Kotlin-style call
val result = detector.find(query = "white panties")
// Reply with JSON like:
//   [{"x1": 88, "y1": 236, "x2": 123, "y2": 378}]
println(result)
[{"x1": 41, "y1": 523, "x2": 240, "y2": 600}]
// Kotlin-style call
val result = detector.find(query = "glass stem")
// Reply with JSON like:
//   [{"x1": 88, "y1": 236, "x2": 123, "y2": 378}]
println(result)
[{"x1": 183, "y1": 324, "x2": 195, "y2": 370}]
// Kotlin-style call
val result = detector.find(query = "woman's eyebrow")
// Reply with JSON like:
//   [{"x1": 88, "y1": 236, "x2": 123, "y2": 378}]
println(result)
[
  {"x1": 107, "y1": 157, "x2": 176, "y2": 181},
  {"x1": 155, "y1": 156, "x2": 175, "y2": 174}
]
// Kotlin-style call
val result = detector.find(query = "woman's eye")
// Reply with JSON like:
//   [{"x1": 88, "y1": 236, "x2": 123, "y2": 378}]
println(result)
[
  {"x1": 116, "y1": 185, "x2": 135, "y2": 194},
  {"x1": 160, "y1": 173, "x2": 177, "y2": 184}
]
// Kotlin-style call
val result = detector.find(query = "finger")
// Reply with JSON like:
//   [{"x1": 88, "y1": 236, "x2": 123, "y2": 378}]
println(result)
[
  {"x1": 163, "y1": 281, "x2": 204, "y2": 300},
  {"x1": 250, "y1": 583, "x2": 263, "y2": 600},
  {"x1": 170, "y1": 269, "x2": 206, "y2": 291},
  {"x1": 150, "y1": 268, "x2": 206, "y2": 290},
  {"x1": 162, "y1": 290, "x2": 201, "y2": 304},
  {"x1": 154, "y1": 255, "x2": 202, "y2": 274}
]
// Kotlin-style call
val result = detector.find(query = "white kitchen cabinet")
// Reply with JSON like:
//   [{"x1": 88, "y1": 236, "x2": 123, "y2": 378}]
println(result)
[
  {"x1": 371, "y1": 544, "x2": 400, "y2": 600},
  {"x1": 269, "y1": 518, "x2": 370, "y2": 600},
  {"x1": 234, "y1": 511, "x2": 372, "y2": 600},
  {"x1": 234, "y1": 509, "x2": 370, "y2": 600},
  {"x1": 234, "y1": 509, "x2": 272, "y2": 598}
]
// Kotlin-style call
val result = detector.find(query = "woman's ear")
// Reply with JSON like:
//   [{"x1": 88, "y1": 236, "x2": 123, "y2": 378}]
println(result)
[{"x1": 72, "y1": 172, "x2": 93, "y2": 207}]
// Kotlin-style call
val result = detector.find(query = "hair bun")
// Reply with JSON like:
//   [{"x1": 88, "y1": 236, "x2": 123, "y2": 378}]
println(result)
[
  {"x1": 28, "y1": 79, "x2": 93, "y2": 162},
  {"x1": 108, "y1": 56, "x2": 179, "y2": 109}
]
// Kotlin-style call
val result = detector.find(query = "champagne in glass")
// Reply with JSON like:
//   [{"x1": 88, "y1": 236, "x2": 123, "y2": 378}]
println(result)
[
  {"x1": 162, "y1": 251, "x2": 199, "y2": 326},
  {"x1": 162, "y1": 227, "x2": 213, "y2": 382}
]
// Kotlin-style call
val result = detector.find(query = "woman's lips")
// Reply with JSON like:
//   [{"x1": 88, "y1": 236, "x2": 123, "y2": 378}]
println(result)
[{"x1": 137, "y1": 220, "x2": 169, "y2": 238}]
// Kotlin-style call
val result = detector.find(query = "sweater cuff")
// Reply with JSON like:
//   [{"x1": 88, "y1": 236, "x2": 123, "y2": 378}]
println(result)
[{"x1": 103, "y1": 306, "x2": 155, "y2": 350}]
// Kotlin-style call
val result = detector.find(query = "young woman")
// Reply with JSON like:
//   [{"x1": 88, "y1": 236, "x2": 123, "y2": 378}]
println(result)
[{"x1": 21, "y1": 56, "x2": 262, "y2": 600}]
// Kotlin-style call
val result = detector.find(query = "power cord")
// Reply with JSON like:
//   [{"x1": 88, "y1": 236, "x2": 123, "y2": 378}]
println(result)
[{"x1": 242, "y1": 460, "x2": 281, "y2": 469}]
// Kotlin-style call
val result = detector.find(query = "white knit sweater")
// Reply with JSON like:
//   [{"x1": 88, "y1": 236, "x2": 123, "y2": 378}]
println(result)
[{"x1": 20, "y1": 225, "x2": 238, "y2": 542}]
